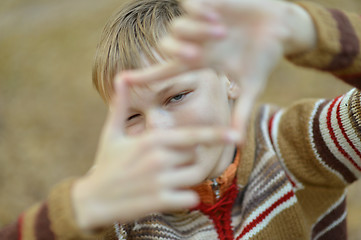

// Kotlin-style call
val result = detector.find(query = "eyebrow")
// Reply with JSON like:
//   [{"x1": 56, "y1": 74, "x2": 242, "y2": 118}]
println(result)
[
  {"x1": 156, "y1": 72, "x2": 199, "y2": 95},
  {"x1": 157, "y1": 84, "x2": 175, "y2": 97}
]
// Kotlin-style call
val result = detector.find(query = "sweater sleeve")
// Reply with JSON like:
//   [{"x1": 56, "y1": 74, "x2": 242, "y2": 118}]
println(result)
[
  {"x1": 288, "y1": 1, "x2": 361, "y2": 89},
  {"x1": 269, "y1": 90, "x2": 361, "y2": 189},
  {"x1": 0, "y1": 178, "x2": 107, "y2": 240},
  {"x1": 267, "y1": 2, "x2": 361, "y2": 188}
]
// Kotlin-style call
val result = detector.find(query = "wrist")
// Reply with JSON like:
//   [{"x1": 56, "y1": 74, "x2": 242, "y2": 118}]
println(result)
[
  {"x1": 282, "y1": 2, "x2": 317, "y2": 56},
  {"x1": 71, "y1": 177, "x2": 97, "y2": 233}
]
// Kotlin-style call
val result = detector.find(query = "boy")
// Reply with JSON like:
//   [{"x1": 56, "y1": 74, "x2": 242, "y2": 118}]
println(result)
[{"x1": 1, "y1": 0, "x2": 361, "y2": 239}]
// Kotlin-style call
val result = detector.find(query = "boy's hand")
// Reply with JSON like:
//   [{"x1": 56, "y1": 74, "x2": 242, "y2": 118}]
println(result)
[
  {"x1": 126, "y1": 0, "x2": 316, "y2": 143},
  {"x1": 71, "y1": 75, "x2": 239, "y2": 231}
]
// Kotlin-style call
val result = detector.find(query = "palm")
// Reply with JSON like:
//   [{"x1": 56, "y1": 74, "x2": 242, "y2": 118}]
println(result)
[
  {"x1": 126, "y1": 0, "x2": 287, "y2": 142},
  {"x1": 200, "y1": 0, "x2": 286, "y2": 135}
]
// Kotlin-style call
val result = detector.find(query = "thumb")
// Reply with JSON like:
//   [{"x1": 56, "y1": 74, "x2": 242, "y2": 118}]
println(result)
[
  {"x1": 232, "y1": 90, "x2": 256, "y2": 145},
  {"x1": 103, "y1": 73, "x2": 129, "y2": 137}
]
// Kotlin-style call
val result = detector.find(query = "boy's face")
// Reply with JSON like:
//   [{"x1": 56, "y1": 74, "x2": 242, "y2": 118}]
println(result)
[
  {"x1": 125, "y1": 68, "x2": 233, "y2": 135},
  {"x1": 124, "y1": 68, "x2": 235, "y2": 178}
]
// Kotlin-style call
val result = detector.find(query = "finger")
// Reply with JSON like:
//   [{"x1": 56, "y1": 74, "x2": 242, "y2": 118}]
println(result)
[
  {"x1": 240, "y1": 40, "x2": 280, "y2": 93},
  {"x1": 232, "y1": 39, "x2": 282, "y2": 142},
  {"x1": 111, "y1": 190, "x2": 198, "y2": 223},
  {"x1": 197, "y1": 0, "x2": 274, "y2": 17},
  {"x1": 172, "y1": 18, "x2": 227, "y2": 42},
  {"x1": 142, "y1": 127, "x2": 241, "y2": 149},
  {"x1": 157, "y1": 164, "x2": 207, "y2": 188},
  {"x1": 140, "y1": 148, "x2": 196, "y2": 172},
  {"x1": 161, "y1": 37, "x2": 202, "y2": 63},
  {"x1": 124, "y1": 61, "x2": 189, "y2": 85},
  {"x1": 157, "y1": 189, "x2": 199, "y2": 209},
  {"x1": 117, "y1": 150, "x2": 196, "y2": 197},
  {"x1": 182, "y1": 0, "x2": 221, "y2": 23},
  {"x1": 232, "y1": 90, "x2": 256, "y2": 144},
  {"x1": 105, "y1": 73, "x2": 129, "y2": 135},
  {"x1": 121, "y1": 189, "x2": 199, "y2": 214}
]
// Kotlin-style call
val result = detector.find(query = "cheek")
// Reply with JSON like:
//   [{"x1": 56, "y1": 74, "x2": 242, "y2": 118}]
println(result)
[
  {"x1": 172, "y1": 92, "x2": 231, "y2": 127},
  {"x1": 126, "y1": 123, "x2": 145, "y2": 136}
]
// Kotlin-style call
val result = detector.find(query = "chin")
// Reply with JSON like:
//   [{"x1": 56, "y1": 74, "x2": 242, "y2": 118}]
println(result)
[{"x1": 196, "y1": 144, "x2": 227, "y2": 180}]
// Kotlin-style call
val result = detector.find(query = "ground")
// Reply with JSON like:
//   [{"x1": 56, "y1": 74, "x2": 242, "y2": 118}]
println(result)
[{"x1": 0, "y1": 0, "x2": 360, "y2": 238}]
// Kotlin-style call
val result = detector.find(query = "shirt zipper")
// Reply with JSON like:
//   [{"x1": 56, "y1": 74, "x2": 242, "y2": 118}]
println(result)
[{"x1": 212, "y1": 178, "x2": 221, "y2": 201}]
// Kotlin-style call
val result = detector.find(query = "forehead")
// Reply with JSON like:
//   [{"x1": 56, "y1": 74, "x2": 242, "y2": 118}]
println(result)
[
  {"x1": 137, "y1": 50, "x2": 218, "y2": 89},
  {"x1": 129, "y1": 68, "x2": 219, "y2": 96},
  {"x1": 125, "y1": 52, "x2": 223, "y2": 104}
]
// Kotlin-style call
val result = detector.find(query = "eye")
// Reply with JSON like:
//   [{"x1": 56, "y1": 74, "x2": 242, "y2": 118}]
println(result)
[
  {"x1": 127, "y1": 114, "x2": 140, "y2": 121},
  {"x1": 171, "y1": 94, "x2": 185, "y2": 102},
  {"x1": 166, "y1": 91, "x2": 190, "y2": 105}
]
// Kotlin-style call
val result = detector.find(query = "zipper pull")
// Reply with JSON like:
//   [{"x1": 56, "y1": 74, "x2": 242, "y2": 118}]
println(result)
[{"x1": 212, "y1": 178, "x2": 220, "y2": 200}]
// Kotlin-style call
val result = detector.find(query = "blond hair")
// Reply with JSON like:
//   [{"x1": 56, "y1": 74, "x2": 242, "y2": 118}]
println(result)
[{"x1": 92, "y1": 0, "x2": 184, "y2": 102}]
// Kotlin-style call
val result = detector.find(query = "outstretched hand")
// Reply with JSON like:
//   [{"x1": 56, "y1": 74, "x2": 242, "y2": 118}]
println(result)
[
  {"x1": 71, "y1": 75, "x2": 240, "y2": 231},
  {"x1": 125, "y1": 0, "x2": 316, "y2": 143}
]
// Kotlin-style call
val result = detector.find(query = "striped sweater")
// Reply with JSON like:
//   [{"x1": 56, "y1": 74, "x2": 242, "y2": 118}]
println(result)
[{"x1": 1, "y1": 1, "x2": 361, "y2": 239}]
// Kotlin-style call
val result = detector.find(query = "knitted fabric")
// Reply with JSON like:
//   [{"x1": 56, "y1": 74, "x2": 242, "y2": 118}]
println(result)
[
  {"x1": 1, "y1": 1, "x2": 361, "y2": 239},
  {"x1": 194, "y1": 179, "x2": 239, "y2": 240}
]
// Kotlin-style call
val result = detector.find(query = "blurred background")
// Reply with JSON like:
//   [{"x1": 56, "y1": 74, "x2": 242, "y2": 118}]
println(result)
[{"x1": 0, "y1": 0, "x2": 360, "y2": 238}]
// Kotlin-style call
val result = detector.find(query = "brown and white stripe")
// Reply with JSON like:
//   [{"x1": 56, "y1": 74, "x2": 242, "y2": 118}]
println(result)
[
  {"x1": 289, "y1": 2, "x2": 361, "y2": 87},
  {"x1": 309, "y1": 99, "x2": 357, "y2": 183},
  {"x1": 311, "y1": 193, "x2": 347, "y2": 240},
  {"x1": 34, "y1": 203, "x2": 55, "y2": 240},
  {"x1": 0, "y1": 219, "x2": 20, "y2": 240},
  {"x1": 233, "y1": 106, "x2": 297, "y2": 239},
  {"x1": 115, "y1": 212, "x2": 218, "y2": 240},
  {"x1": 269, "y1": 109, "x2": 304, "y2": 191},
  {"x1": 323, "y1": 9, "x2": 359, "y2": 71},
  {"x1": 348, "y1": 90, "x2": 361, "y2": 141},
  {"x1": 319, "y1": 98, "x2": 361, "y2": 178}
]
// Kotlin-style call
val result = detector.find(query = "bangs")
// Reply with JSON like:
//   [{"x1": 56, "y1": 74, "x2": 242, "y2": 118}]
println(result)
[{"x1": 92, "y1": 0, "x2": 184, "y2": 103}]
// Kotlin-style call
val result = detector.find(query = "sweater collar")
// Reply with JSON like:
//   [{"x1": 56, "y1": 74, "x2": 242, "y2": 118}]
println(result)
[{"x1": 191, "y1": 149, "x2": 240, "y2": 205}]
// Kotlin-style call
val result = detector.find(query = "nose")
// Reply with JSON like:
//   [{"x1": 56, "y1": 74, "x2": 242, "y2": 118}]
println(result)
[{"x1": 146, "y1": 108, "x2": 174, "y2": 130}]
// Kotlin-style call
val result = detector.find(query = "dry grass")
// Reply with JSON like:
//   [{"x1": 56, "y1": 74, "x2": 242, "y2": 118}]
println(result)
[{"x1": 0, "y1": 0, "x2": 360, "y2": 238}]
